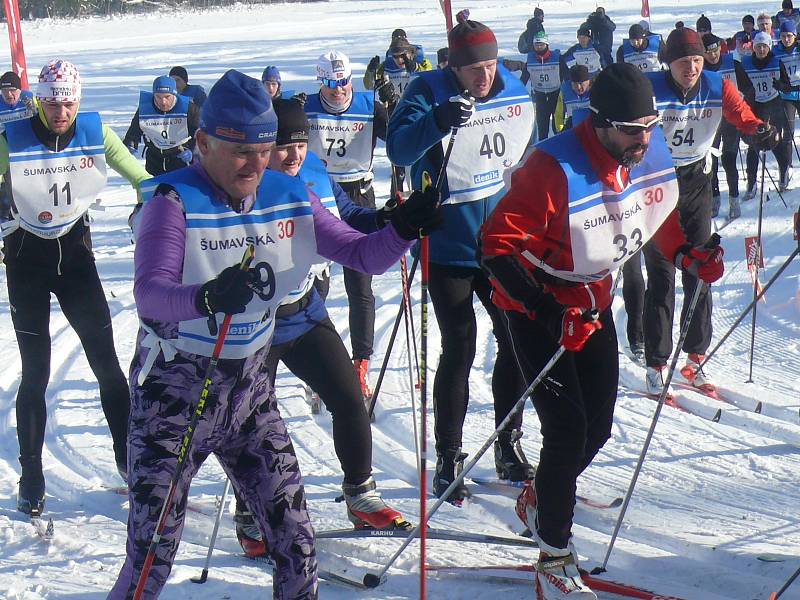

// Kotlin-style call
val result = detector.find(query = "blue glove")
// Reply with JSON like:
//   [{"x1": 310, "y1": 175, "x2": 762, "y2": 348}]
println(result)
[{"x1": 178, "y1": 149, "x2": 193, "y2": 164}]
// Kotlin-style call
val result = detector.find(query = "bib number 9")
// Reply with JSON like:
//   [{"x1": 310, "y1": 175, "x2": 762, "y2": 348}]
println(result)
[{"x1": 250, "y1": 260, "x2": 276, "y2": 301}]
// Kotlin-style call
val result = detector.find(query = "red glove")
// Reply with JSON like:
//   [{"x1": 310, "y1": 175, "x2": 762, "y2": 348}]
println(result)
[
  {"x1": 558, "y1": 307, "x2": 602, "y2": 352},
  {"x1": 676, "y1": 245, "x2": 725, "y2": 283}
]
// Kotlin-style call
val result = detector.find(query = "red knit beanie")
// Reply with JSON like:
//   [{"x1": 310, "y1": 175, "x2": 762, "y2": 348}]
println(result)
[
  {"x1": 447, "y1": 9, "x2": 498, "y2": 68},
  {"x1": 664, "y1": 27, "x2": 706, "y2": 63}
]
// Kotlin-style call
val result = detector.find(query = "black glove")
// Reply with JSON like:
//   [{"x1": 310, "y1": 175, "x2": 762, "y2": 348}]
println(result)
[
  {"x1": 390, "y1": 186, "x2": 443, "y2": 240},
  {"x1": 773, "y1": 78, "x2": 792, "y2": 93},
  {"x1": 291, "y1": 91, "x2": 308, "y2": 106},
  {"x1": 433, "y1": 93, "x2": 475, "y2": 131},
  {"x1": 754, "y1": 123, "x2": 781, "y2": 151},
  {"x1": 367, "y1": 55, "x2": 381, "y2": 74},
  {"x1": 377, "y1": 78, "x2": 398, "y2": 104},
  {"x1": 404, "y1": 53, "x2": 418, "y2": 73},
  {"x1": 195, "y1": 264, "x2": 254, "y2": 317}
]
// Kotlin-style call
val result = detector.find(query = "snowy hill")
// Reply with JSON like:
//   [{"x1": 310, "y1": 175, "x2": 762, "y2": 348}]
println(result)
[{"x1": 1, "y1": 1, "x2": 799, "y2": 598}]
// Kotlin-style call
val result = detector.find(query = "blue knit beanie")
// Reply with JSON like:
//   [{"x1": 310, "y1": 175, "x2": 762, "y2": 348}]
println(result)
[
  {"x1": 153, "y1": 75, "x2": 177, "y2": 95},
  {"x1": 781, "y1": 20, "x2": 797, "y2": 34},
  {"x1": 201, "y1": 70, "x2": 277, "y2": 144},
  {"x1": 261, "y1": 65, "x2": 281, "y2": 83}
]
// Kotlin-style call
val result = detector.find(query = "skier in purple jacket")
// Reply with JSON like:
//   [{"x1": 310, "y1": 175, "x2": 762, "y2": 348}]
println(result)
[{"x1": 108, "y1": 69, "x2": 441, "y2": 600}]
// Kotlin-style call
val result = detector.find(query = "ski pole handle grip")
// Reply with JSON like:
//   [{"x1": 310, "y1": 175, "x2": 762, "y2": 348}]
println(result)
[
  {"x1": 706, "y1": 233, "x2": 721, "y2": 249},
  {"x1": 582, "y1": 309, "x2": 600, "y2": 323}
]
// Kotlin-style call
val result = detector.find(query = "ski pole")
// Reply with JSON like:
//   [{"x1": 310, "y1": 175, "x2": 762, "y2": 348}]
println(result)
[
  {"x1": 363, "y1": 342, "x2": 568, "y2": 589},
  {"x1": 416, "y1": 124, "x2": 460, "y2": 599},
  {"x1": 133, "y1": 245, "x2": 255, "y2": 600},
  {"x1": 368, "y1": 124, "x2": 460, "y2": 419},
  {"x1": 746, "y1": 151, "x2": 768, "y2": 383},
  {"x1": 191, "y1": 477, "x2": 232, "y2": 584},
  {"x1": 593, "y1": 235, "x2": 719, "y2": 574},
  {"x1": 400, "y1": 254, "x2": 422, "y2": 479},
  {"x1": 769, "y1": 562, "x2": 800, "y2": 599},
  {"x1": 761, "y1": 154, "x2": 790, "y2": 208},
  {"x1": 401, "y1": 253, "x2": 421, "y2": 387},
  {"x1": 700, "y1": 245, "x2": 799, "y2": 370}
]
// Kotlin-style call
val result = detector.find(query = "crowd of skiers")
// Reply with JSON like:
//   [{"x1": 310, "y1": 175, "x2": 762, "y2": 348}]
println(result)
[{"x1": 0, "y1": 2, "x2": 793, "y2": 598}]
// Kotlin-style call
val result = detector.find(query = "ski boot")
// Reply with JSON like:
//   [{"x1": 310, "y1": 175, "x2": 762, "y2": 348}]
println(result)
[
  {"x1": 780, "y1": 169, "x2": 791, "y2": 193},
  {"x1": 433, "y1": 448, "x2": 472, "y2": 506},
  {"x1": 680, "y1": 353, "x2": 717, "y2": 396},
  {"x1": 235, "y1": 501, "x2": 268, "y2": 558},
  {"x1": 535, "y1": 540, "x2": 597, "y2": 600},
  {"x1": 743, "y1": 182, "x2": 757, "y2": 201},
  {"x1": 728, "y1": 194, "x2": 741, "y2": 220},
  {"x1": 711, "y1": 194, "x2": 721, "y2": 218},
  {"x1": 630, "y1": 342, "x2": 646, "y2": 366},
  {"x1": 18, "y1": 456, "x2": 45, "y2": 516},
  {"x1": 342, "y1": 476, "x2": 411, "y2": 530},
  {"x1": 494, "y1": 429, "x2": 536, "y2": 481},
  {"x1": 515, "y1": 479, "x2": 538, "y2": 536},
  {"x1": 645, "y1": 364, "x2": 672, "y2": 396}
]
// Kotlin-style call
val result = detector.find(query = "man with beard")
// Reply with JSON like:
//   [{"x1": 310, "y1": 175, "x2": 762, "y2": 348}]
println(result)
[
  {"x1": 479, "y1": 63, "x2": 725, "y2": 600},
  {"x1": 304, "y1": 50, "x2": 390, "y2": 401},
  {"x1": 639, "y1": 27, "x2": 771, "y2": 397}
]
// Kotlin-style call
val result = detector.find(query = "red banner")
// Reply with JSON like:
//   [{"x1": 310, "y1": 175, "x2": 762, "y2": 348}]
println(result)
[
  {"x1": 3, "y1": 0, "x2": 29, "y2": 89},
  {"x1": 641, "y1": 0, "x2": 650, "y2": 18},
  {"x1": 440, "y1": 0, "x2": 453, "y2": 32}
]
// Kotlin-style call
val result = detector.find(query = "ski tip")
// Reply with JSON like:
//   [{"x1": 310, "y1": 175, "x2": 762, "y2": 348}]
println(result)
[
  {"x1": 712, "y1": 409, "x2": 722, "y2": 423},
  {"x1": 589, "y1": 566, "x2": 607, "y2": 575},
  {"x1": 333, "y1": 494, "x2": 345, "y2": 503},
  {"x1": 754, "y1": 401, "x2": 763, "y2": 414},
  {"x1": 609, "y1": 497, "x2": 623, "y2": 508},
  {"x1": 363, "y1": 572, "x2": 385, "y2": 588}
]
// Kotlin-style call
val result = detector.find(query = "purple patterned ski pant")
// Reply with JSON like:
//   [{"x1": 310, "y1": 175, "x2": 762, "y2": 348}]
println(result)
[{"x1": 107, "y1": 330, "x2": 318, "y2": 599}]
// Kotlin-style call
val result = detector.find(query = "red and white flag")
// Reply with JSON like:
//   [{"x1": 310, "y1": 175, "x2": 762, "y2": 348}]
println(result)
[
  {"x1": 745, "y1": 236, "x2": 766, "y2": 302},
  {"x1": 641, "y1": 0, "x2": 650, "y2": 18},
  {"x1": 3, "y1": 0, "x2": 29, "y2": 88}
]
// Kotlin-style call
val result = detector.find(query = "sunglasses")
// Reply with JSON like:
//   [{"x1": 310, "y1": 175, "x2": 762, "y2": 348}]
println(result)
[
  {"x1": 320, "y1": 75, "x2": 351, "y2": 89},
  {"x1": 606, "y1": 115, "x2": 661, "y2": 136}
]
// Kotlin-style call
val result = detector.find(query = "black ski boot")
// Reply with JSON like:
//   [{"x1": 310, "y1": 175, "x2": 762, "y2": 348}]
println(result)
[
  {"x1": 433, "y1": 448, "x2": 472, "y2": 505},
  {"x1": 494, "y1": 429, "x2": 536, "y2": 481},
  {"x1": 18, "y1": 455, "x2": 45, "y2": 516}
]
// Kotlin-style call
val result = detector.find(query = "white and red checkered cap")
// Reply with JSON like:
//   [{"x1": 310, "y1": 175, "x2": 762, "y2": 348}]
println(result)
[{"x1": 37, "y1": 59, "x2": 81, "y2": 102}]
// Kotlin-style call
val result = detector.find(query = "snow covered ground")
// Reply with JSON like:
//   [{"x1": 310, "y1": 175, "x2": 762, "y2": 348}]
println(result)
[{"x1": 1, "y1": 0, "x2": 799, "y2": 598}]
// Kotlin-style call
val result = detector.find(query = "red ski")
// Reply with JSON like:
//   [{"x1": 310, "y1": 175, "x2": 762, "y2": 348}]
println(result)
[{"x1": 426, "y1": 564, "x2": 686, "y2": 599}]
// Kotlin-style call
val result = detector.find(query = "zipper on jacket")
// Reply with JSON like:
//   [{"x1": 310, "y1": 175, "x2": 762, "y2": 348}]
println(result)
[{"x1": 57, "y1": 236, "x2": 63, "y2": 276}]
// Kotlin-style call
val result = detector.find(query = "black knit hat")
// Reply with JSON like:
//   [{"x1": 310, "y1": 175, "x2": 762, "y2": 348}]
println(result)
[
  {"x1": 534, "y1": 7, "x2": 544, "y2": 19},
  {"x1": 169, "y1": 66, "x2": 189, "y2": 82},
  {"x1": 696, "y1": 14, "x2": 712, "y2": 32},
  {"x1": 578, "y1": 23, "x2": 592, "y2": 37},
  {"x1": 273, "y1": 97, "x2": 309, "y2": 146},
  {"x1": 783, "y1": 0, "x2": 793, "y2": 9},
  {"x1": 0, "y1": 71, "x2": 21, "y2": 90},
  {"x1": 743, "y1": 14, "x2": 755, "y2": 25},
  {"x1": 629, "y1": 24, "x2": 646, "y2": 40},
  {"x1": 664, "y1": 27, "x2": 706, "y2": 63},
  {"x1": 569, "y1": 64, "x2": 590, "y2": 83},
  {"x1": 702, "y1": 33, "x2": 722, "y2": 50},
  {"x1": 392, "y1": 28, "x2": 407, "y2": 39},
  {"x1": 448, "y1": 10, "x2": 498, "y2": 68},
  {"x1": 589, "y1": 62, "x2": 657, "y2": 124}
]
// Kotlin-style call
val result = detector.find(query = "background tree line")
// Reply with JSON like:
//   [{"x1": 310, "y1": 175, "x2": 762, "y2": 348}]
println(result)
[{"x1": 5, "y1": 0, "x2": 323, "y2": 20}]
